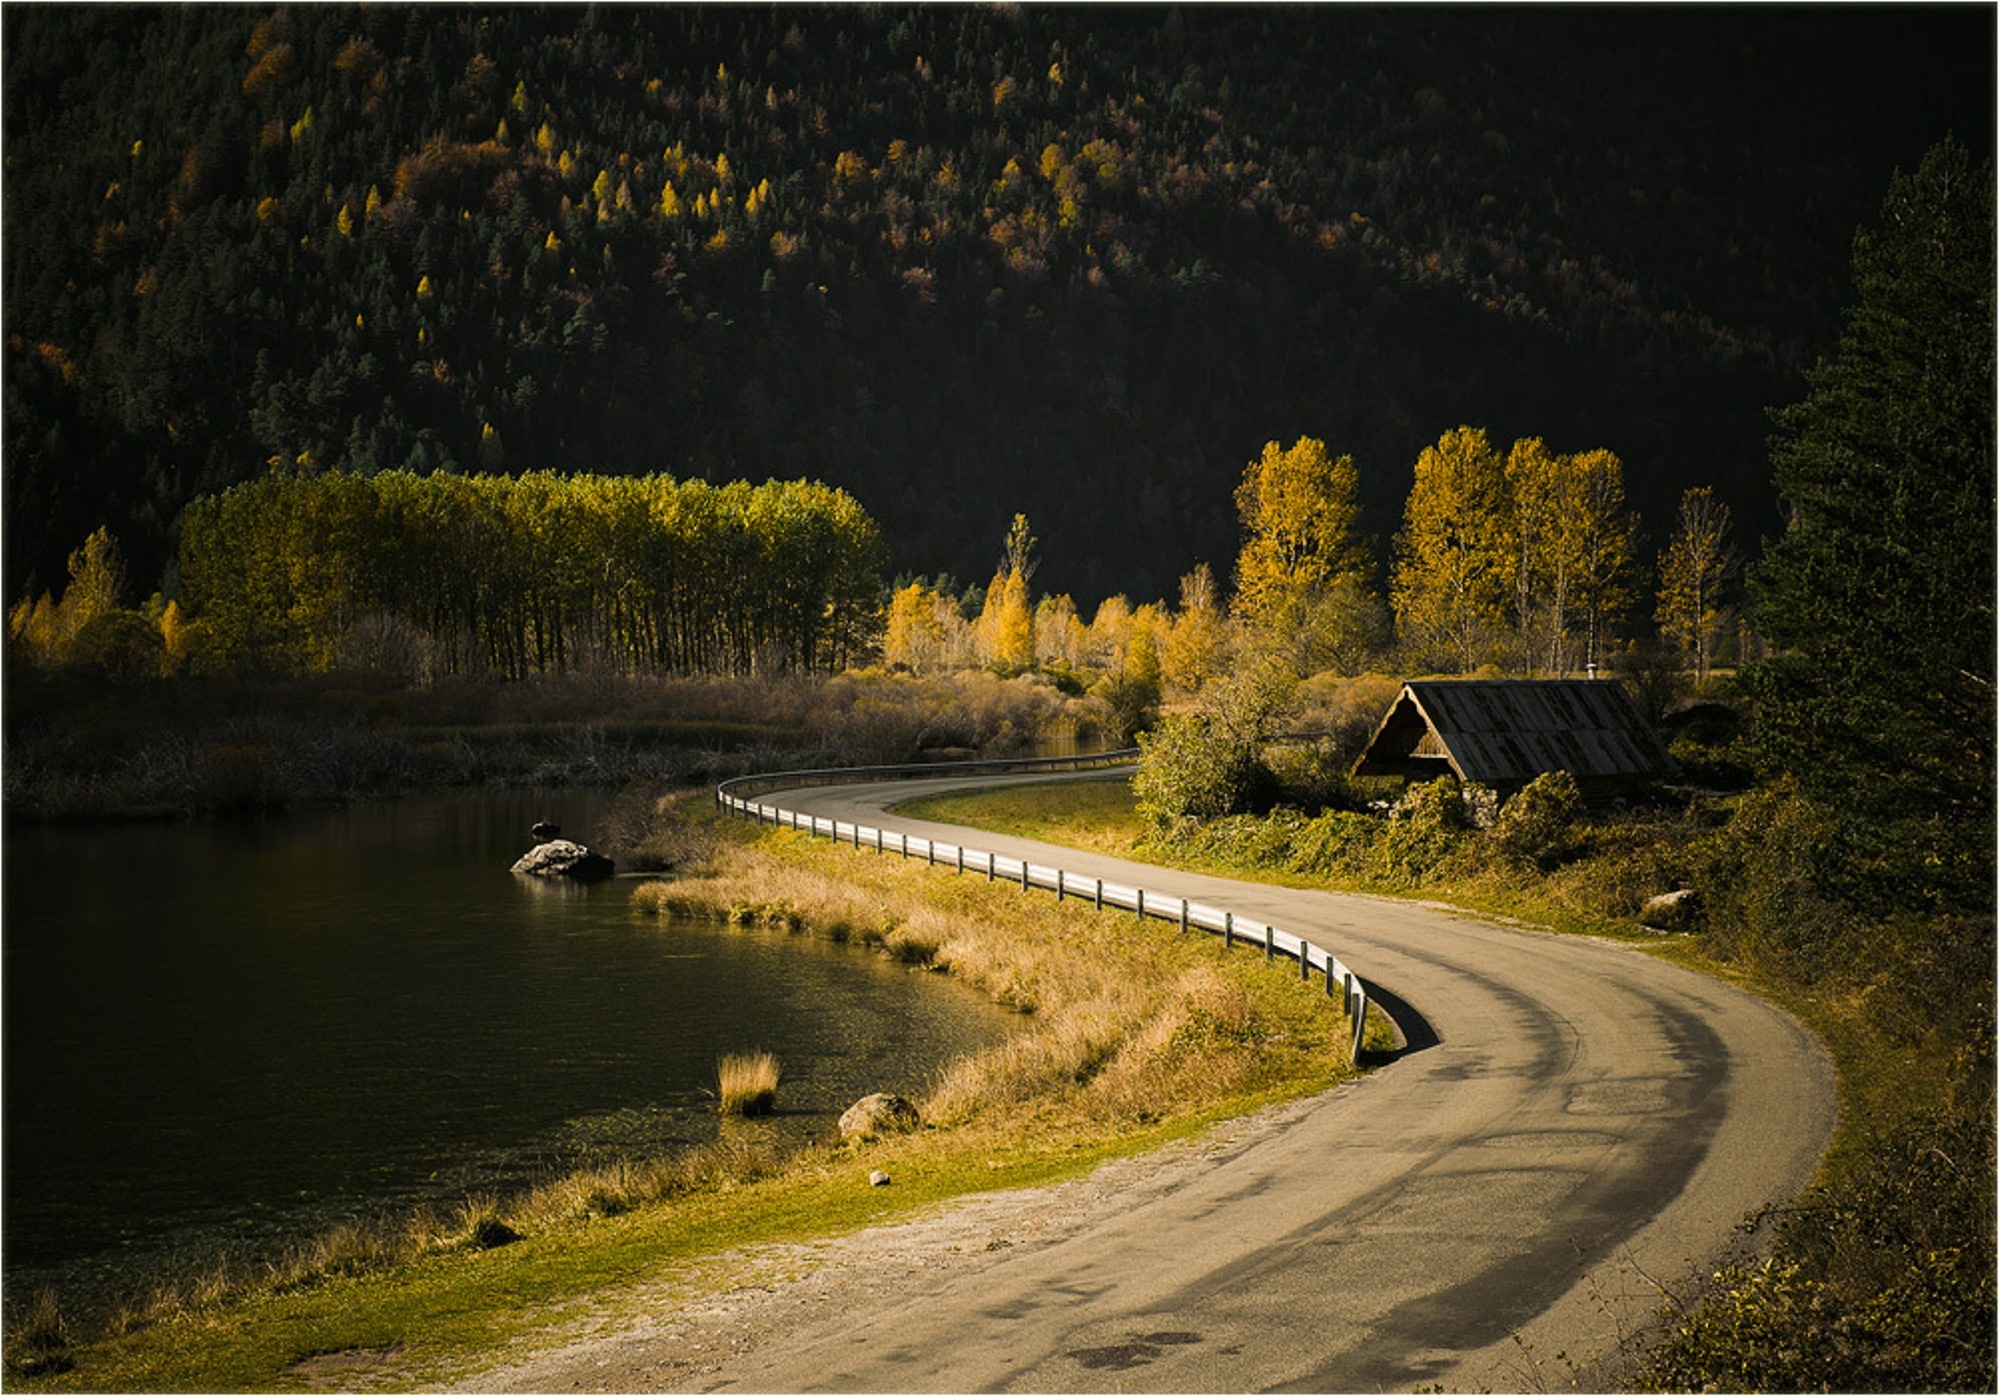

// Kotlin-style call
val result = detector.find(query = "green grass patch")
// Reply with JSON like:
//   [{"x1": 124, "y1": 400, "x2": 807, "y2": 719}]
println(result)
[{"x1": 896, "y1": 777, "x2": 1148, "y2": 854}]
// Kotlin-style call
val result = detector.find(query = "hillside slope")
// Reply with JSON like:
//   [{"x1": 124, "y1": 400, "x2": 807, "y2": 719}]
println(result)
[{"x1": 4, "y1": 6, "x2": 1989, "y2": 602}]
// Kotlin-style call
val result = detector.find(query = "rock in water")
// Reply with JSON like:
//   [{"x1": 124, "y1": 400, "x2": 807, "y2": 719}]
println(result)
[
  {"x1": 838, "y1": 1092, "x2": 922, "y2": 1143},
  {"x1": 511, "y1": 839, "x2": 615, "y2": 882}
]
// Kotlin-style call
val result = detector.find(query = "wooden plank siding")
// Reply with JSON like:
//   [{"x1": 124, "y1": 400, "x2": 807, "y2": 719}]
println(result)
[{"x1": 1352, "y1": 680, "x2": 1678, "y2": 796}]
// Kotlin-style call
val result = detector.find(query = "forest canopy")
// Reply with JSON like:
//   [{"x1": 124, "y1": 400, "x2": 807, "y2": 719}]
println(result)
[{"x1": 4, "y1": 5, "x2": 1990, "y2": 606}]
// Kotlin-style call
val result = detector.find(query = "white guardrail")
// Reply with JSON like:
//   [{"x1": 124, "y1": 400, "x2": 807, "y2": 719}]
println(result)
[{"x1": 716, "y1": 753, "x2": 1371, "y2": 1064}]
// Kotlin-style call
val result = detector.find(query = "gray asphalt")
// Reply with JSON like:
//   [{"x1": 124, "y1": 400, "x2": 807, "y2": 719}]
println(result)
[{"x1": 695, "y1": 772, "x2": 1835, "y2": 1393}]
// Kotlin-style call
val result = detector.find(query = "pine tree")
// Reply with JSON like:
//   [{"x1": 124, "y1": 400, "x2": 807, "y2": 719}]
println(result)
[{"x1": 1743, "y1": 140, "x2": 1995, "y2": 906}]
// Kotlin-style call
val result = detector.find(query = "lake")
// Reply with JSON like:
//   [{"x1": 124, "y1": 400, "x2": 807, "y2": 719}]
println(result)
[{"x1": 2, "y1": 789, "x2": 1014, "y2": 1302}]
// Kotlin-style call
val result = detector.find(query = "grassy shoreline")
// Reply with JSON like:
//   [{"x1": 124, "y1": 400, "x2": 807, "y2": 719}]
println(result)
[{"x1": 8, "y1": 791, "x2": 1366, "y2": 1391}]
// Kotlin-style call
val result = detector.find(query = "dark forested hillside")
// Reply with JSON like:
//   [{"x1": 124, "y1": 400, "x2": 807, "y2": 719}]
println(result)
[{"x1": 4, "y1": 4, "x2": 1990, "y2": 605}]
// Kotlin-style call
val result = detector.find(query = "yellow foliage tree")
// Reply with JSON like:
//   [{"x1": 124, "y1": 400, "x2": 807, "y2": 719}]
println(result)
[
  {"x1": 1391, "y1": 426, "x2": 1513, "y2": 673},
  {"x1": 976, "y1": 568, "x2": 1035, "y2": 671},
  {"x1": 1034, "y1": 593, "x2": 1087, "y2": 672},
  {"x1": 975, "y1": 514, "x2": 1038, "y2": 671},
  {"x1": 1232, "y1": 436, "x2": 1377, "y2": 676},
  {"x1": 884, "y1": 581, "x2": 948, "y2": 671},
  {"x1": 7, "y1": 526, "x2": 130, "y2": 667},
  {"x1": 1503, "y1": 439, "x2": 1637, "y2": 676},
  {"x1": 1565, "y1": 448, "x2": 1638, "y2": 676},
  {"x1": 1163, "y1": 562, "x2": 1227, "y2": 694},
  {"x1": 1655, "y1": 486, "x2": 1738, "y2": 686}
]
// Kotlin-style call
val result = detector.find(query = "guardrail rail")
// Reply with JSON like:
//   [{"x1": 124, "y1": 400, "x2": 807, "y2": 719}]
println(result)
[{"x1": 716, "y1": 754, "x2": 1371, "y2": 1064}]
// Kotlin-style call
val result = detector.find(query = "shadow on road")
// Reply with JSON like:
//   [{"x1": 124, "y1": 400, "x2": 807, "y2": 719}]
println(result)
[{"x1": 1358, "y1": 979, "x2": 1439, "y2": 1064}]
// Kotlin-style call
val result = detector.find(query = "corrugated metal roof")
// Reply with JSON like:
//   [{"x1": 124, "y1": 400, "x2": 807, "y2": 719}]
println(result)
[{"x1": 1353, "y1": 680, "x2": 1677, "y2": 787}]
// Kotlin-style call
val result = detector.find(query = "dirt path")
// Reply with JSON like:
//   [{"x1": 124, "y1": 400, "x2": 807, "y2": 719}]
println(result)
[{"x1": 455, "y1": 774, "x2": 1834, "y2": 1393}]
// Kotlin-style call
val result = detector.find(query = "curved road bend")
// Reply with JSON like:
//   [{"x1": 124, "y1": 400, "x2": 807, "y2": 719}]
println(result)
[
  {"x1": 471, "y1": 770, "x2": 1834, "y2": 1393},
  {"x1": 697, "y1": 772, "x2": 1836, "y2": 1393}
]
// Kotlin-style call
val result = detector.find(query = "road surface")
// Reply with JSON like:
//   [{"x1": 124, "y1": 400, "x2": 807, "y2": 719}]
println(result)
[{"x1": 469, "y1": 770, "x2": 1835, "y2": 1393}]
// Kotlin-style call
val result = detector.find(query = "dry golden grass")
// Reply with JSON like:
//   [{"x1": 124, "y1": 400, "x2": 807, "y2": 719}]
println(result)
[
  {"x1": 635, "y1": 823, "x2": 1356, "y2": 1143},
  {"x1": 718, "y1": 1051, "x2": 781, "y2": 1116}
]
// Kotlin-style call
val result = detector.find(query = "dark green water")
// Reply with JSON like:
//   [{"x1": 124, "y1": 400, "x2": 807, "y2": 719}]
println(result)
[{"x1": 2, "y1": 789, "x2": 1012, "y2": 1300}]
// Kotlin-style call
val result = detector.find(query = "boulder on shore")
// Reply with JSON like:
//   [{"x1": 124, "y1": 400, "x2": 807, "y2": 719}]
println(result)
[
  {"x1": 838, "y1": 1092, "x2": 922, "y2": 1143},
  {"x1": 511, "y1": 839, "x2": 615, "y2": 882}
]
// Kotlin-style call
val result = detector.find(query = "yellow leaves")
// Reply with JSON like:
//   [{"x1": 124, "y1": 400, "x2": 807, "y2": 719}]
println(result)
[
  {"x1": 335, "y1": 203, "x2": 355, "y2": 238},
  {"x1": 288, "y1": 105, "x2": 315, "y2": 143},
  {"x1": 658, "y1": 181, "x2": 682, "y2": 219},
  {"x1": 255, "y1": 196, "x2": 282, "y2": 225},
  {"x1": 1391, "y1": 426, "x2": 1512, "y2": 674},
  {"x1": 415, "y1": 275, "x2": 434, "y2": 301},
  {"x1": 977, "y1": 567, "x2": 1036, "y2": 671},
  {"x1": 1233, "y1": 436, "x2": 1370, "y2": 629},
  {"x1": 534, "y1": 122, "x2": 556, "y2": 156}
]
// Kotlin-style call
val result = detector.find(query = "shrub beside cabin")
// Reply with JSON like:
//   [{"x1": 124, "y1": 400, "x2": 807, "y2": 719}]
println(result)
[{"x1": 1352, "y1": 680, "x2": 1678, "y2": 801}]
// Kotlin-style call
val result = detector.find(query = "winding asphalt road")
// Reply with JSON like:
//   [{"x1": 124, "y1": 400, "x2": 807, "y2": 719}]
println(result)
[{"x1": 684, "y1": 771, "x2": 1835, "y2": 1393}]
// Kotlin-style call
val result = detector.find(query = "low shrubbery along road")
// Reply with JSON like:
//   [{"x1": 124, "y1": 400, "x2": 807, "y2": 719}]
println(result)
[{"x1": 479, "y1": 770, "x2": 1836, "y2": 1393}]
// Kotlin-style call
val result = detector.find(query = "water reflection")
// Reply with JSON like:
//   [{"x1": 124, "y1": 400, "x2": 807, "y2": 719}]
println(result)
[{"x1": 3, "y1": 789, "x2": 1013, "y2": 1300}]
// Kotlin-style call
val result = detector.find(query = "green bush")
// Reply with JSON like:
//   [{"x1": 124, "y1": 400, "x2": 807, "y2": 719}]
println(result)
[
  {"x1": 1373, "y1": 777, "x2": 1470, "y2": 884},
  {"x1": 1132, "y1": 710, "x2": 1269, "y2": 825},
  {"x1": 1490, "y1": 770, "x2": 1583, "y2": 870}
]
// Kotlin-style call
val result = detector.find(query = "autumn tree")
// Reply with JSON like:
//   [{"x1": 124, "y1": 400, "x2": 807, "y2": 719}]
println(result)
[
  {"x1": 7, "y1": 526, "x2": 132, "y2": 667},
  {"x1": 1162, "y1": 562, "x2": 1228, "y2": 695},
  {"x1": 1654, "y1": 486, "x2": 1738, "y2": 687},
  {"x1": 974, "y1": 513, "x2": 1038, "y2": 672},
  {"x1": 1231, "y1": 436, "x2": 1380, "y2": 676},
  {"x1": 1391, "y1": 426, "x2": 1513, "y2": 673},
  {"x1": 1034, "y1": 592, "x2": 1088, "y2": 673},
  {"x1": 1567, "y1": 448, "x2": 1639, "y2": 675},
  {"x1": 1504, "y1": 436, "x2": 1571, "y2": 675},
  {"x1": 1504, "y1": 440, "x2": 1638, "y2": 675}
]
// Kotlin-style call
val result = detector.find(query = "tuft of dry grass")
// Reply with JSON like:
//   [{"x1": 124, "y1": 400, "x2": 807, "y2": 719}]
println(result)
[
  {"x1": 6, "y1": 1288, "x2": 71, "y2": 1378},
  {"x1": 718, "y1": 1051, "x2": 781, "y2": 1116}
]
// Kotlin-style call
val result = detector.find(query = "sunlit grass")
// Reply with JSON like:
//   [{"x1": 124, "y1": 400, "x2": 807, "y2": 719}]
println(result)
[
  {"x1": 717, "y1": 1051, "x2": 781, "y2": 1116},
  {"x1": 896, "y1": 776, "x2": 1146, "y2": 854}
]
